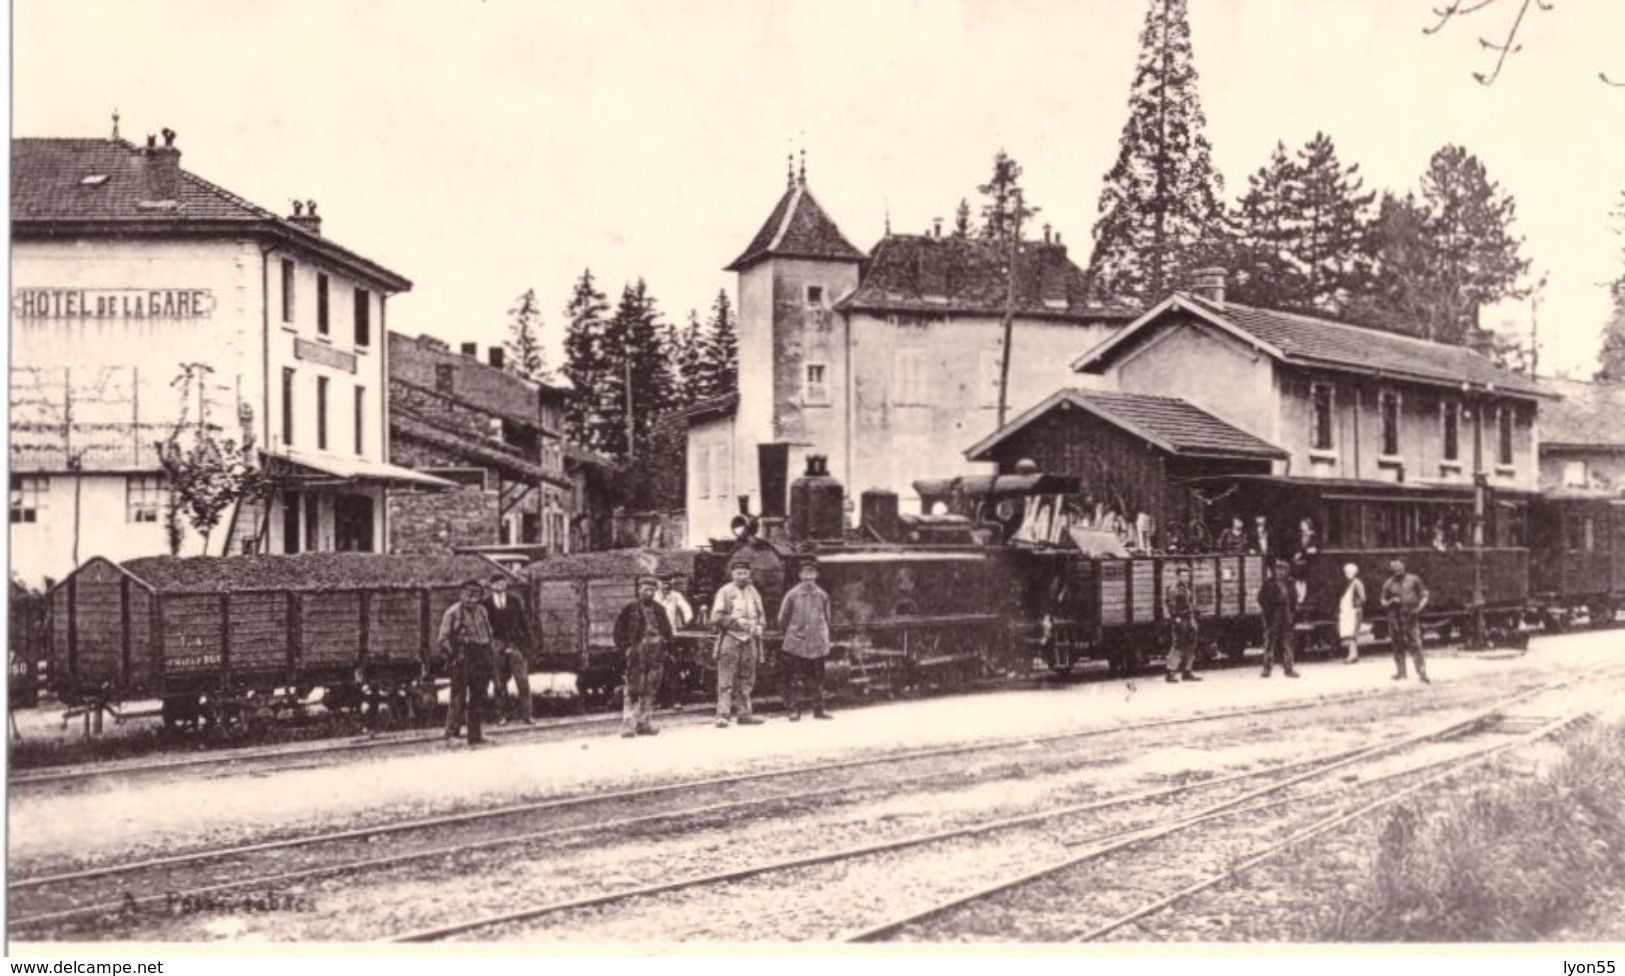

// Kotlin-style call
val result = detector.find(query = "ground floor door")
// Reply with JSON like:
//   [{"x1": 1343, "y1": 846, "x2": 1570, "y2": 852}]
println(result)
[{"x1": 335, "y1": 493, "x2": 375, "y2": 552}]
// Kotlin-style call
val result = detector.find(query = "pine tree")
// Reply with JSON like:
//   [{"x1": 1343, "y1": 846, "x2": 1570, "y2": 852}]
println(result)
[
  {"x1": 977, "y1": 149, "x2": 1039, "y2": 242},
  {"x1": 670, "y1": 310, "x2": 706, "y2": 408},
  {"x1": 1229, "y1": 133, "x2": 1375, "y2": 314},
  {"x1": 1228, "y1": 142, "x2": 1300, "y2": 310},
  {"x1": 503, "y1": 288, "x2": 548, "y2": 383},
  {"x1": 1598, "y1": 190, "x2": 1625, "y2": 383},
  {"x1": 1087, "y1": 0, "x2": 1226, "y2": 303},
  {"x1": 561, "y1": 268, "x2": 610, "y2": 447},
  {"x1": 1293, "y1": 132, "x2": 1376, "y2": 312},
  {"x1": 598, "y1": 280, "x2": 675, "y2": 460},
  {"x1": 1357, "y1": 146, "x2": 1528, "y2": 345},
  {"x1": 694, "y1": 288, "x2": 738, "y2": 400},
  {"x1": 953, "y1": 197, "x2": 974, "y2": 238}
]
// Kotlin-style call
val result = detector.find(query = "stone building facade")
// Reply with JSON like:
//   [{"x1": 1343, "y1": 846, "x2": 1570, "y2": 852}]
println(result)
[
  {"x1": 686, "y1": 167, "x2": 1136, "y2": 544},
  {"x1": 386, "y1": 332, "x2": 574, "y2": 554}
]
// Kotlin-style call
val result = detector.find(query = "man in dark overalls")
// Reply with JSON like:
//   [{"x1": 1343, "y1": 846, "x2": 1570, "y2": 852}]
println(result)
[
  {"x1": 614, "y1": 575, "x2": 673, "y2": 737},
  {"x1": 1164, "y1": 566, "x2": 1202, "y2": 683},
  {"x1": 439, "y1": 579, "x2": 496, "y2": 745},
  {"x1": 1258, "y1": 559, "x2": 1301, "y2": 679}
]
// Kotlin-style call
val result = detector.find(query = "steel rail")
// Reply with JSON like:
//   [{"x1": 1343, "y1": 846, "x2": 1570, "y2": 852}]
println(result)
[
  {"x1": 8, "y1": 686, "x2": 1389, "y2": 893},
  {"x1": 1073, "y1": 694, "x2": 1608, "y2": 942},
  {"x1": 843, "y1": 681, "x2": 1601, "y2": 942},
  {"x1": 387, "y1": 681, "x2": 1559, "y2": 943}
]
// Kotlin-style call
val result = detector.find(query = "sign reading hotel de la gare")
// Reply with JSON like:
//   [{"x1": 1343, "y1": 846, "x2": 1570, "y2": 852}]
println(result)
[{"x1": 11, "y1": 287, "x2": 215, "y2": 319}]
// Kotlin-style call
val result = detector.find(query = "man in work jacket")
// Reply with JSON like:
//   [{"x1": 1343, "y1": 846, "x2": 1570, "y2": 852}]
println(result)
[
  {"x1": 614, "y1": 575, "x2": 673, "y2": 737},
  {"x1": 711, "y1": 559, "x2": 766, "y2": 727},
  {"x1": 1381, "y1": 558, "x2": 1431, "y2": 683},
  {"x1": 439, "y1": 579, "x2": 496, "y2": 745},
  {"x1": 1257, "y1": 559, "x2": 1300, "y2": 679},
  {"x1": 777, "y1": 560, "x2": 833, "y2": 720},
  {"x1": 1164, "y1": 565, "x2": 1202, "y2": 684},
  {"x1": 484, "y1": 572, "x2": 537, "y2": 725}
]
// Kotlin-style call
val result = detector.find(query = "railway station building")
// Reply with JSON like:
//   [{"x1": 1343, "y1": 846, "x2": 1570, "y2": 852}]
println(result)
[
  {"x1": 970, "y1": 269, "x2": 1558, "y2": 550},
  {"x1": 684, "y1": 164, "x2": 1137, "y2": 544},
  {"x1": 9, "y1": 125, "x2": 445, "y2": 589}
]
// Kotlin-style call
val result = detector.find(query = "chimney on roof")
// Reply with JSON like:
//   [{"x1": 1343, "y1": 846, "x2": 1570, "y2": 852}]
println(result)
[
  {"x1": 488, "y1": 346, "x2": 505, "y2": 370},
  {"x1": 287, "y1": 198, "x2": 322, "y2": 236},
  {"x1": 1189, "y1": 266, "x2": 1228, "y2": 308},
  {"x1": 460, "y1": 342, "x2": 478, "y2": 358},
  {"x1": 137, "y1": 128, "x2": 181, "y2": 206},
  {"x1": 1042, "y1": 224, "x2": 1052, "y2": 244},
  {"x1": 933, "y1": 218, "x2": 943, "y2": 238}
]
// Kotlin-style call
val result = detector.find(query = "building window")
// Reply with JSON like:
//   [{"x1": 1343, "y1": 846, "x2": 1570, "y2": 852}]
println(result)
[
  {"x1": 696, "y1": 446, "x2": 711, "y2": 500},
  {"x1": 126, "y1": 475, "x2": 164, "y2": 523},
  {"x1": 806, "y1": 285, "x2": 824, "y2": 307},
  {"x1": 893, "y1": 348, "x2": 930, "y2": 405},
  {"x1": 317, "y1": 376, "x2": 329, "y2": 451},
  {"x1": 1379, "y1": 391, "x2": 1400, "y2": 456},
  {"x1": 1562, "y1": 459, "x2": 1589, "y2": 488},
  {"x1": 281, "y1": 368, "x2": 296, "y2": 446},
  {"x1": 316, "y1": 274, "x2": 330, "y2": 335},
  {"x1": 1497, "y1": 405, "x2": 1514, "y2": 466},
  {"x1": 805, "y1": 363, "x2": 829, "y2": 404},
  {"x1": 9, "y1": 475, "x2": 46, "y2": 523},
  {"x1": 1310, "y1": 383, "x2": 1334, "y2": 451},
  {"x1": 354, "y1": 288, "x2": 372, "y2": 347},
  {"x1": 435, "y1": 363, "x2": 454, "y2": 394},
  {"x1": 354, "y1": 386, "x2": 366, "y2": 456},
  {"x1": 1441, "y1": 400, "x2": 1460, "y2": 462},
  {"x1": 281, "y1": 259, "x2": 295, "y2": 324}
]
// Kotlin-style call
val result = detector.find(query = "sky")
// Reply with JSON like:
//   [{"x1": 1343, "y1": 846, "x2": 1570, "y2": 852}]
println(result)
[{"x1": 12, "y1": 0, "x2": 1625, "y2": 379}]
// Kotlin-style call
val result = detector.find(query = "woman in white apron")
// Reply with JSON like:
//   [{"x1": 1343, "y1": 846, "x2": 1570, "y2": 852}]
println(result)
[{"x1": 1338, "y1": 562, "x2": 1366, "y2": 663}]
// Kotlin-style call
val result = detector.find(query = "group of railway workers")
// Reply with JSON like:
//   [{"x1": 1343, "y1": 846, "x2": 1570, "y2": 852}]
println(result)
[
  {"x1": 433, "y1": 558, "x2": 835, "y2": 744},
  {"x1": 1162, "y1": 554, "x2": 1432, "y2": 686}
]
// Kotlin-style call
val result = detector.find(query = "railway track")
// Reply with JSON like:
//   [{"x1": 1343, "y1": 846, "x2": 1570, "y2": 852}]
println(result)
[
  {"x1": 372, "y1": 677, "x2": 1586, "y2": 942},
  {"x1": 844, "y1": 685, "x2": 1615, "y2": 942},
  {"x1": 8, "y1": 684, "x2": 1410, "y2": 936}
]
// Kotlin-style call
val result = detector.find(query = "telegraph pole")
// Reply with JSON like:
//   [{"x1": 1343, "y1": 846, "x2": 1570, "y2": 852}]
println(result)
[
  {"x1": 996, "y1": 190, "x2": 1024, "y2": 429},
  {"x1": 1529, "y1": 271, "x2": 1547, "y2": 378}
]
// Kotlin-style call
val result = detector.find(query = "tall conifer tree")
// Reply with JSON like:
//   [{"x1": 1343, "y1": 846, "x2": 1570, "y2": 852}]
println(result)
[
  {"x1": 1088, "y1": 0, "x2": 1225, "y2": 302},
  {"x1": 561, "y1": 268, "x2": 609, "y2": 447},
  {"x1": 978, "y1": 150, "x2": 1039, "y2": 242},
  {"x1": 694, "y1": 288, "x2": 738, "y2": 401},
  {"x1": 503, "y1": 288, "x2": 549, "y2": 383},
  {"x1": 1598, "y1": 190, "x2": 1625, "y2": 383}
]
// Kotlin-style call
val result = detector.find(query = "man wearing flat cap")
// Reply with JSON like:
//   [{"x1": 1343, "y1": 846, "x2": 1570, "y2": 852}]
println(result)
[
  {"x1": 710, "y1": 559, "x2": 765, "y2": 727},
  {"x1": 778, "y1": 560, "x2": 833, "y2": 720},
  {"x1": 614, "y1": 575, "x2": 673, "y2": 737},
  {"x1": 439, "y1": 578, "x2": 496, "y2": 745}
]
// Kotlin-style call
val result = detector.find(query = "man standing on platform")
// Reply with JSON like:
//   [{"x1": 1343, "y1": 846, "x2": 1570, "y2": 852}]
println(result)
[
  {"x1": 778, "y1": 560, "x2": 834, "y2": 720},
  {"x1": 439, "y1": 579, "x2": 496, "y2": 745},
  {"x1": 484, "y1": 572, "x2": 536, "y2": 725},
  {"x1": 711, "y1": 559, "x2": 765, "y2": 727},
  {"x1": 1381, "y1": 558, "x2": 1431, "y2": 683},
  {"x1": 614, "y1": 575, "x2": 672, "y2": 737},
  {"x1": 1258, "y1": 559, "x2": 1300, "y2": 679},
  {"x1": 1164, "y1": 566, "x2": 1202, "y2": 684}
]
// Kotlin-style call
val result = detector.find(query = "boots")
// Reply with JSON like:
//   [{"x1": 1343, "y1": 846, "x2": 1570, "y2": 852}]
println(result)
[
  {"x1": 1180, "y1": 671, "x2": 1202, "y2": 682},
  {"x1": 1165, "y1": 672, "x2": 1181, "y2": 684}
]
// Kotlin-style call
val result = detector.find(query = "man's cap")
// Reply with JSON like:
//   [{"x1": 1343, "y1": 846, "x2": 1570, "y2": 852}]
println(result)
[
  {"x1": 799, "y1": 560, "x2": 819, "y2": 571},
  {"x1": 488, "y1": 572, "x2": 510, "y2": 584},
  {"x1": 461, "y1": 578, "x2": 486, "y2": 590},
  {"x1": 729, "y1": 558, "x2": 753, "y2": 571},
  {"x1": 1174, "y1": 565, "x2": 1190, "y2": 575},
  {"x1": 636, "y1": 574, "x2": 660, "y2": 587}
]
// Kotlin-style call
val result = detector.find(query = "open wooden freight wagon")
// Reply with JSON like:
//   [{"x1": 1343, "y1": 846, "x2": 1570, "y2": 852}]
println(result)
[{"x1": 48, "y1": 553, "x2": 510, "y2": 726}]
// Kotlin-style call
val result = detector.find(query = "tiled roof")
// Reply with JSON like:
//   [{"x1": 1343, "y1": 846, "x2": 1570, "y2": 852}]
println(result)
[
  {"x1": 678, "y1": 392, "x2": 739, "y2": 424},
  {"x1": 724, "y1": 179, "x2": 866, "y2": 271},
  {"x1": 1539, "y1": 377, "x2": 1625, "y2": 449},
  {"x1": 838, "y1": 234, "x2": 1138, "y2": 324},
  {"x1": 966, "y1": 388, "x2": 1287, "y2": 462},
  {"x1": 1076, "y1": 293, "x2": 1548, "y2": 398},
  {"x1": 390, "y1": 413, "x2": 571, "y2": 488},
  {"x1": 11, "y1": 137, "x2": 410, "y2": 290}
]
